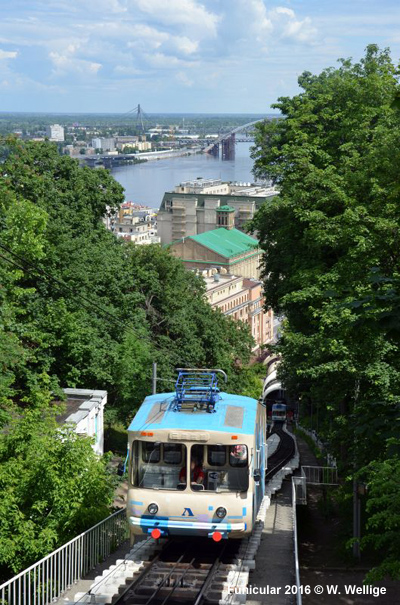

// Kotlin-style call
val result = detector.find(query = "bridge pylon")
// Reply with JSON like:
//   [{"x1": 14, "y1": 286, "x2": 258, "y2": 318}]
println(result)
[
  {"x1": 124, "y1": 104, "x2": 147, "y2": 133},
  {"x1": 221, "y1": 133, "x2": 235, "y2": 160},
  {"x1": 136, "y1": 104, "x2": 145, "y2": 132}
]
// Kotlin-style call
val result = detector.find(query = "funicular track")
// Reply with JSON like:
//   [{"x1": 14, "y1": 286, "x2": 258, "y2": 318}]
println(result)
[
  {"x1": 107, "y1": 424, "x2": 297, "y2": 605},
  {"x1": 265, "y1": 423, "x2": 296, "y2": 482},
  {"x1": 113, "y1": 538, "x2": 244, "y2": 605}
]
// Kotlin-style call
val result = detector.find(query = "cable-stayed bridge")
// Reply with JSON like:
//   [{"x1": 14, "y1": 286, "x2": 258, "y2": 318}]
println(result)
[{"x1": 202, "y1": 120, "x2": 264, "y2": 160}]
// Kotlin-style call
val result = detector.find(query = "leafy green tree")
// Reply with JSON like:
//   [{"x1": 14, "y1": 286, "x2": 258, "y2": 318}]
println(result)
[
  {"x1": 251, "y1": 45, "x2": 400, "y2": 575},
  {"x1": 228, "y1": 362, "x2": 265, "y2": 399},
  {"x1": 251, "y1": 45, "x2": 400, "y2": 461},
  {"x1": 360, "y1": 441, "x2": 400, "y2": 581},
  {"x1": 0, "y1": 137, "x2": 256, "y2": 577},
  {"x1": 0, "y1": 408, "x2": 114, "y2": 578},
  {"x1": 0, "y1": 136, "x2": 254, "y2": 422},
  {"x1": 128, "y1": 244, "x2": 254, "y2": 389}
]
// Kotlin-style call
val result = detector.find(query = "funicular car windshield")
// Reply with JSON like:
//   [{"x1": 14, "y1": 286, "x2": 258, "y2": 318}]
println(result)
[
  {"x1": 190, "y1": 444, "x2": 249, "y2": 493},
  {"x1": 131, "y1": 441, "x2": 249, "y2": 492},
  {"x1": 131, "y1": 441, "x2": 187, "y2": 490}
]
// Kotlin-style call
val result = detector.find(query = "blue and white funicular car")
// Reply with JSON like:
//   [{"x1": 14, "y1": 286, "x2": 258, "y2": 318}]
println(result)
[
  {"x1": 127, "y1": 369, "x2": 267, "y2": 543},
  {"x1": 271, "y1": 402, "x2": 287, "y2": 422}
]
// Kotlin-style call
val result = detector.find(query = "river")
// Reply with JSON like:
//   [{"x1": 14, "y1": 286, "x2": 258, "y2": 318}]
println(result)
[{"x1": 111, "y1": 142, "x2": 256, "y2": 208}]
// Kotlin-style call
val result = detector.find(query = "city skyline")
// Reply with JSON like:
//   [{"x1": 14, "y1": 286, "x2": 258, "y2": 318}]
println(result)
[{"x1": 1, "y1": 0, "x2": 400, "y2": 114}]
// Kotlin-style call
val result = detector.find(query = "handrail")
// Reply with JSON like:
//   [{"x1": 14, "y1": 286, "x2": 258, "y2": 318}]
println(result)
[
  {"x1": 292, "y1": 480, "x2": 302, "y2": 605},
  {"x1": 0, "y1": 508, "x2": 129, "y2": 605},
  {"x1": 176, "y1": 368, "x2": 228, "y2": 382}
]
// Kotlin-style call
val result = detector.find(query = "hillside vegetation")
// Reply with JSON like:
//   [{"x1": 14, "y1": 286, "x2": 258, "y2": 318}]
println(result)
[
  {"x1": 251, "y1": 45, "x2": 400, "y2": 580},
  {"x1": 0, "y1": 138, "x2": 254, "y2": 577}
]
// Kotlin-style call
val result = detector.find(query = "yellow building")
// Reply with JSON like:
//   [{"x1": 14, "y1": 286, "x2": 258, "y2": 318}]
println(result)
[{"x1": 168, "y1": 227, "x2": 261, "y2": 278}]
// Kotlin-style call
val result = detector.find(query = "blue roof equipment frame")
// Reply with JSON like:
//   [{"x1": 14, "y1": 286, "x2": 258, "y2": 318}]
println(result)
[{"x1": 173, "y1": 368, "x2": 227, "y2": 413}]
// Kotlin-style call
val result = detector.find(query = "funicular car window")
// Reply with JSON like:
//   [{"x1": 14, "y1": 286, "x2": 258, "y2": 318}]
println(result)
[
  {"x1": 207, "y1": 445, "x2": 226, "y2": 466},
  {"x1": 197, "y1": 444, "x2": 249, "y2": 493},
  {"x1": 142, "y1": 441, "x2": 161, "y2": 463},
  {"x1": 135, "y1": 441, "x2": 187, "y2": 490},
  {"x1": 163, "y1": 443, "x2": 183, "y2": 465},
  {"x1": 229, "y1": 445, "x2": 248, "y2": 467}
]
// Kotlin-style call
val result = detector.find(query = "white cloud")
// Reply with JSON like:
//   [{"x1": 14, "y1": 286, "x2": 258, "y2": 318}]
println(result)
[
  {"x1": 175, "y1": 71, "x2": 193, "y2": 87},
  {"x1": 49, "y1": 52, "x2": 102, "y2": 76},
  {"x1": 0, "y1": 0, "x2": 331, "y2": 110},
  {"x1": 270, "y1": 7, "x2": 318, "y2": 44},
  {"x1": 143, "y1": 52, "x2": 197, "y2": 69},
  {"x1": 275, "y1": 7, "x2": 295, "y2": 19},
  {"x1": 0, "y1": 49, "x2": 18, "y2": 60},
  {"x1": 171, "y1": 36, "x2": 198, "y2": 55},
  {"x1": 114, "y1": 64, "x2": 144, "y2": 75},
  {"x1": 244, "y1": 0, "x2": 273, "y2": 39},
  {"x1": 124, "y1": 24, "x2": 170, "y2": 50},
  {"x1": 132, "y1": 0, "x2": 219, "y2": 35}
]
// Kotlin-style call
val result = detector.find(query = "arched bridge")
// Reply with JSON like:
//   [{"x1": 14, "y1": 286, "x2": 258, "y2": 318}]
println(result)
[{"x1": 203, "y1": 119, "x2": 265, "y2": 159}]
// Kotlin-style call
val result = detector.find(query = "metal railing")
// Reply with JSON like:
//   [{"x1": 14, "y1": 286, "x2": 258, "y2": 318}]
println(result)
[
  {"x1": 0, "y1": 509, "x2": 129, "y2": 605},
  {"x1": 292, "y1": 479, "x2": 302, "y2": 605},
  {"x1": 293, "y1": 474, "x2": 307, "y2": 505},
  {"x1": 302, "y1": 465, "x2": 338, "y2": 485}
]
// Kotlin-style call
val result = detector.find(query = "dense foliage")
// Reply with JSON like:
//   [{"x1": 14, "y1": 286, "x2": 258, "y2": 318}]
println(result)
[
  {"x1": 0, "y1": 410, "x2": 114, "y2": 575},
  {"x1": 251, "y1": 45, "x2": 400, "y2": 578},
  {"x1": 0, "y1": 137, "x2": 254, "y2": 577},
  {"x1": 0, "y1": 137, "x2": 253, "y2": 420}
]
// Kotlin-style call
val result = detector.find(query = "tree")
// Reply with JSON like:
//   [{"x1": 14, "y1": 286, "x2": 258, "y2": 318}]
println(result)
[
  {"x1": 0, "y1": 408, "x2": 114, "y2": 578},
  {"x1": 251, "y1": 45, "x2": 400, "y2": 576},
  {"x1": 360, "y1": 441, "x2": 400, "y2": 581},
  {"x1": 127, "y1": 244, "x2": 254, "y2": 394},
  {"x1": 0, "y1": 137, "x2": 254, "y2": 421},
  {"x1": 0, "y1": 135, "x2": 258, "y2": 579}
]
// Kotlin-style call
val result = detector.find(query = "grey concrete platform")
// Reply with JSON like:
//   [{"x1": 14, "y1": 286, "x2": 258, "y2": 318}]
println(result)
[{"x1": 247, "y1": 480, "x2": 295, "y2": 605}]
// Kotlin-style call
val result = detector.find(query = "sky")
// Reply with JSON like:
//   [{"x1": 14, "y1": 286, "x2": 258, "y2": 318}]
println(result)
[{"x1": 1, "y1": 0, "x2": 400, "y2": 114}]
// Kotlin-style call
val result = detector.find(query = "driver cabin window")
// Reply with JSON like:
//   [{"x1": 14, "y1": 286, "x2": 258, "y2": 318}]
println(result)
[
  {"x1": 190, "y1": 444, "x2": 249, "y2": 492},
  {"x1": 131, "y1": 441, "x2": 187, "y2": 490}
]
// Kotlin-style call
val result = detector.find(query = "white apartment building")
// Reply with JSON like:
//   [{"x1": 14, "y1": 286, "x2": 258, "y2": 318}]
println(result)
[
  {"x1": 157, "y1": 179, "x2": 278, "y2": 244},
  {"x1": 92, "y1": 137, "x2": 115, "y2": 151},
  {"x1": 46, "y1": 124, "x2": 65, "y2": 142},
  {"x1": 106, "y1": 211, "x2": 160, "y2": 245},
  {"x1": 57, "y1": 388, "x2": 107, "y2": 456}
]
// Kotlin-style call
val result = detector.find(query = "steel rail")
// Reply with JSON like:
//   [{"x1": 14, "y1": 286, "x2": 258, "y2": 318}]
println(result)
[
  {"x1": 265, "y1": 425, "x2": 296, "y2": 481},
  {"x1": 111, "y1": 539, "x2": 174, "y2": 605},
  {"x1": 192, "y1": 543, "x2": 227, "y2": 605},
  {"x1": 158, "y1": 557, "x2": 196, "y2": 605},
  {"x1": 142, "y1": 554, "x2": 186, "y2": 605}
]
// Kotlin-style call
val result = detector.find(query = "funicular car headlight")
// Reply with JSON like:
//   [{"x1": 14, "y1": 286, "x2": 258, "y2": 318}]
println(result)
[
  {"x1": 148, "y1": 503, "x2": 158, "y2": 515},
  {"x1": 216, "y1": 507, "x2": 227, "y2": 519}
]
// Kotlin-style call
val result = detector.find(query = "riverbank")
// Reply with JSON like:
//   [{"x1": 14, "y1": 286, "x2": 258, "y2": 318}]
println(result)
[{"x1": 131, "y1": 146, "x2": 202, "y2": 161}]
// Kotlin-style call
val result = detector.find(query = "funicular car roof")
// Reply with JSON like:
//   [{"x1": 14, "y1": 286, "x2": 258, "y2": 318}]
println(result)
[{"x1": 128, "y1": 392, "x2": 259, "y2": 436}]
